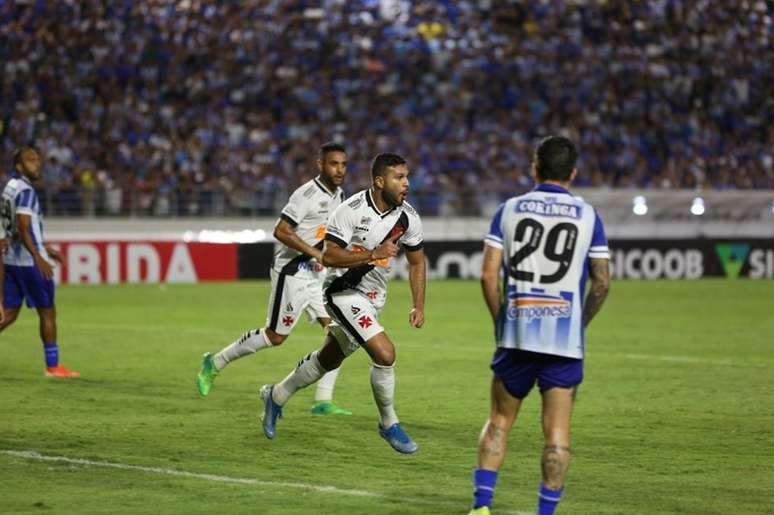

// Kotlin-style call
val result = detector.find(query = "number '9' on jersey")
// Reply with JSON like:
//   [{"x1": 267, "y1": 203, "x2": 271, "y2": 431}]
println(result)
[{"x1": 484, "y1": 184, "x2": 609, "y2": 359}]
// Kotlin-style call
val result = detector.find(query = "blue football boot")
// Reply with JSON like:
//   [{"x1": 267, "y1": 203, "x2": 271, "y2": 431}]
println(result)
[
  {"x1": 260, "y1": 384, "x2": 283, "y2": 439},
  {"x1": 378, "y1": 422, "x2": 418, "y2": 454}
]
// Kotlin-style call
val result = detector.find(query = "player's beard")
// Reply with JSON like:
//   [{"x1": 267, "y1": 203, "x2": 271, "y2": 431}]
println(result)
[{"x1": 383, "y1": 188, "x2": 403, "y2": 207}]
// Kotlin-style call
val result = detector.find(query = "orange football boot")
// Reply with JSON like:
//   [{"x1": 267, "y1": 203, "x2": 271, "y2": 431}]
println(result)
[{"x1": 44, "y1": 365, "x2": 81, "y2": 378}]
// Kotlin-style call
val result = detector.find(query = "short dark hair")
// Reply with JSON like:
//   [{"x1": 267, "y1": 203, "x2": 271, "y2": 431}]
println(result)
[
  {"x1": 534, "y1": 136, "x2": 578, "y2": 182},
  {"x1": 371, "y1": 153, "x2": 406, "y2": 179},
  {"x1": 319, "y1": 142, "x2": 346, "y2": 159},
  {"x1": 13, "y1": 146, "x2": 34, "y2": 167}
]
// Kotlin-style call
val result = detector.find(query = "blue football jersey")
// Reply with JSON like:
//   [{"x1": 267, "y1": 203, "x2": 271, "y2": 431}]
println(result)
[
  {"x1": 484, "y1": 184, "x2": 609, "y2": 359},
  {"x1": 2, "y1": 174, "x2": 49, "y2": 267}
]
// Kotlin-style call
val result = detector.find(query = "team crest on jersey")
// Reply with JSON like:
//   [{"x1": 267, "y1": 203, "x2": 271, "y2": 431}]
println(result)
[{"x1": 506, "y1": 288, "x2": 573, "y2": 322}]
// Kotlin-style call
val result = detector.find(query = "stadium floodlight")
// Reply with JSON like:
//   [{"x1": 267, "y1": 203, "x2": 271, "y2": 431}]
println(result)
[
  {"x1": 632, "y1": 195, "x2": 648, "y2": 216},
  {"x1": 690, "y1": 197, "x2": 705, "y2": 216}
]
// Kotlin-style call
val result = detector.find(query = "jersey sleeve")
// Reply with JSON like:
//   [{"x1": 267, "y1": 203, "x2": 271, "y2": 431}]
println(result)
[
  {"x1": 14, "y1": 187, "x2": 36, "y2": 216},
  {"x1": 279, "y1": 188, "x2": 310, "y2": 227},
  {"x1": 484, "y1": 202, "x2": 506, "y2": 249},
  {"x1": 588, "y1": 209, "x2": 610, "y2": 259},
  {"x1": 324, "y1": 202, "x2": 354, "y2": 248},
  {"x1": 401, "y1": 213, "x2": 423, "y2": 251}
]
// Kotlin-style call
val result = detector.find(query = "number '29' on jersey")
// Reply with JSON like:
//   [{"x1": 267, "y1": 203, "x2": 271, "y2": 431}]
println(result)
[{"x1": 484, "y1": 183, "x2": 609, "y2": 359}]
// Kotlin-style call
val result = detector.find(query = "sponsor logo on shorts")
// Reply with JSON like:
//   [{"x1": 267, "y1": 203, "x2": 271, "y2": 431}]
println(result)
[
  {"x1": 351, "y1": 306, "x2": 361, "y2": 315},
  {"x1": 285, "y1": 302, "x2": 294, "y2": 312},
  {"x1": 507, "y1": 291, "x2": 572, "y2": 322},
  {"x1": 358, "y1": 315, "x2": 373, "y2": 328}
]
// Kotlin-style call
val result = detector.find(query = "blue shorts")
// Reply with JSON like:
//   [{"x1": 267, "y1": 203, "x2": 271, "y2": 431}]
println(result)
[
  {"x1": 3, "y1": 265, "x2": 56, "y2": 309},
  {"x1": 491, "y1": 348, "x2": 583, "y2": 400}
]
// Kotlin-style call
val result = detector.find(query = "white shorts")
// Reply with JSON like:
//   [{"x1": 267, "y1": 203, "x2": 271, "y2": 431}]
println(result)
[
  {"x1": 265, "y1": 268, "x2": 328, "y2": 335},
  {"x1": 324, "y1": 290, "x2": 384, "y2": 357}
]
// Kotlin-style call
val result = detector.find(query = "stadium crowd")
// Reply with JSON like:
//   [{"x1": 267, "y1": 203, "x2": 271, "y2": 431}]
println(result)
[{"x1": 1, "y1": 0, "x2": 772, "y2": 216}]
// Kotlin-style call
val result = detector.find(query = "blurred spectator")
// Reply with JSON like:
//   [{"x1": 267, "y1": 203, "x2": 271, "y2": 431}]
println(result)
[{"x1": 0, "y1": 0, "x2": 772, "y2": 217}]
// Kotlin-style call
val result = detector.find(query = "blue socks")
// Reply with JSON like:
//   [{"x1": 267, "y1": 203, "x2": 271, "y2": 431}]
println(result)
[
  {"x1": 472, "y1": 468, "x2": 498, "y2": 509},
  {"x1": 43, "y1": 341, "x2": 59, "y2": 368},
  {"x1": 537, "y1": 483, "x2": 564, "y2": 515}
]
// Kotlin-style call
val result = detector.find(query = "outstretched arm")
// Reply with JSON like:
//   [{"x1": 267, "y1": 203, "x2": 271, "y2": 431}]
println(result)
[
  {"x1": 583, "y1": 258, "x2": 610, "y2": 327},
  {"x1": 480, "y1": 244, "x2": 503, "y2": 323},
  {"x1": 406, "y1": 248, "x2": 426, "y2": 328}
]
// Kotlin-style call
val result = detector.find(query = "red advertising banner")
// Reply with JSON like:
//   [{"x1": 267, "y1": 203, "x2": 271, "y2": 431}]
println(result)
[{"x1": 47, "y1": 241, "x2": 238, "y2": 284}]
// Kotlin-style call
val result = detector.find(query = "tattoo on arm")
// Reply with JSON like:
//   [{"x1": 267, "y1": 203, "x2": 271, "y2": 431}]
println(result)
[{"x1": 583, "y1": 258, "x2": 610, "y2": 328}]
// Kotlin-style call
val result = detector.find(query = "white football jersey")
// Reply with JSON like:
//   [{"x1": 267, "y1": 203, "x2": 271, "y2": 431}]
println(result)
[
  {"x1": 273, "y1": 177, "x2": 344, "y2": 278},
  {"x1": 2, "y1": 174, "x2": 50, "y2": 267},
  {"x1": 484, "y1": 183, "x2": 609, "y2": 359},
  {"x1": 324, "y1": 189, "x2": 423, "y2": 308}
]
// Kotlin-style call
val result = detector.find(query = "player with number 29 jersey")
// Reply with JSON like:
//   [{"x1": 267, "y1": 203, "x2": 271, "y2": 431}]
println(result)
[{"x1": 485, "y1": 185, "x2": 609, "y2": 359}]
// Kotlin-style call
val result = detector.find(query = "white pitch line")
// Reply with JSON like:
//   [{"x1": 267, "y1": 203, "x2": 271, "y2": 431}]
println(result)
[
  {"x1": 621, "y1": 353, "x2": 769, "y2": 368},
  {"x1": 1, "y1": 450, "x2": 532, "y2": 515}
]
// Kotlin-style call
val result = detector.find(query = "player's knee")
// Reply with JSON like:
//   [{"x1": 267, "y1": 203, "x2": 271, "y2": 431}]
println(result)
[
  {"x1": 265, "y1": 329, "x2": 286, "y2": 346},
  {"x1": 488, "y1": 410, "x2": 514, "y2": 429},
  {"x1": 372, "y1": 348, "x2": 395, "y2": 367}
]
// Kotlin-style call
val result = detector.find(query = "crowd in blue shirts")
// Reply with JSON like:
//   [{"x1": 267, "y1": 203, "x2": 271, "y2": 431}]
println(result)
[{"x1": 1, "y1": 1, "x2": 772, "y2": 216}]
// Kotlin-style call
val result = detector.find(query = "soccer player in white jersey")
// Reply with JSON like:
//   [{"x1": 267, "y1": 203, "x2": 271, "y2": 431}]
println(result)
[
  {"x1": 0, "y1": 147, "x2": 80, "y2": 377},
  {"x1": 196, "y1": 143, "x2": 352, "y2": 415},
  {"x1": 468, "y1": 136, "x2": 610, "y2": 515},
  {"x1": 259, "y1": 152, "x2": 426, "y2": 454}
]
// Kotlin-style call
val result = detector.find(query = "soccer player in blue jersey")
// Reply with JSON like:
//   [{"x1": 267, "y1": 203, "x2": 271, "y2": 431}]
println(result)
[
  {"x1": 469, "y1": 136, "x2": 610, "y2": 515},
  {"x1": 0, "y1": 147, "x2": 80, "y2": 377}
]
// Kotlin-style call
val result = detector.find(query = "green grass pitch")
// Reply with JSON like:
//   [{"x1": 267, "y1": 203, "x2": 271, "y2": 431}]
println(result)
[{"x1": 2, "y1": 279, "x2": 773, "y2": 514}]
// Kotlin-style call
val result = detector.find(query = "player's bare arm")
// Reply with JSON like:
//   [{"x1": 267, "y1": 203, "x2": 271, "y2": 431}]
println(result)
[
  {"x1": 406, "y1": 248, "x2": 426, "y2": 328},
  {"x1": 481, "y1": 244, "x2": 503, "y2": 323},
  {"x1": 274, "y1": 219, "x2": 324, "y2": 262},
  {"x1": 17, "y1": 213, "x2": 53, "y2": 279},
  {"x1": 582, "y1": 258, "x2": 610, "y2": 327},
  {"x1": 44, "y1": 244, "x2": 64, "y2": 264},
  {"x1": 321, "y1": 233, "x2": 399, "y2": 268}
]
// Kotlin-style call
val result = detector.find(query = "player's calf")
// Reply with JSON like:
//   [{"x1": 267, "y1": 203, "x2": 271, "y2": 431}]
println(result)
[{"x1": 0, "y1": 307, "x2": 21, "y2": 330}]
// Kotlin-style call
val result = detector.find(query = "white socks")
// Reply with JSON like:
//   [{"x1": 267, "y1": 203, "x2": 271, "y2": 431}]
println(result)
[
  {"x1": 272, "y1": 351, "x2": 327, "y2": 406},
  {"x1": 371, "y1": 363, "x2": 398, "y2": 428},
  {"x1": 314, "y1": 367, "x2": 341, "y2": 402},
  {"x1": 213, "y1": 328, "x2": 272, "y2": 370}
]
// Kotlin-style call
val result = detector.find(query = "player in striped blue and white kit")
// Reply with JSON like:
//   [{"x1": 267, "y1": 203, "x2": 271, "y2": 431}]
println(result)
[
  {"x1": 469, "y1": 136, "x2": 610, "y2": 515},
  {"x1": 0, "y1": 147, "x2": 79, "y2": 378}
]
